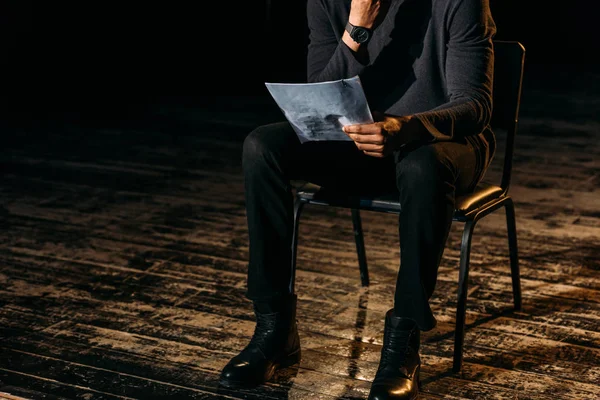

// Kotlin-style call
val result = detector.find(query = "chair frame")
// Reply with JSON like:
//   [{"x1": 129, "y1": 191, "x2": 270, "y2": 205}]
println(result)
[{"x1": 290, "y1": 40, "x2": 526, "y2": 373}]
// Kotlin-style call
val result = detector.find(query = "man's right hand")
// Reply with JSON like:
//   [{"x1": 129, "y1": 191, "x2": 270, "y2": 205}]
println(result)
[
  {"x1": 348, "y1": 0, "x2": 388, "y2": 29},
  {"x1": 344, "y1": 0, "x2": 390, "y2": 51}
]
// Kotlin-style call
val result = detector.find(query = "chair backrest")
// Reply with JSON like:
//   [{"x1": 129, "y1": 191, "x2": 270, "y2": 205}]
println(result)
[{"x1": 489, "y1": 40, "x2": 526, "y2": 193}]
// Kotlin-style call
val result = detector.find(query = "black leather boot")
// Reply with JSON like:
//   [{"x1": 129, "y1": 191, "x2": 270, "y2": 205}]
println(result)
[
  {"x1": 368, "y1": 309, "x2": 421, "y2": 400},
  {"x1": 219, "y1": 294, "x2": 301, "y2": 389}
]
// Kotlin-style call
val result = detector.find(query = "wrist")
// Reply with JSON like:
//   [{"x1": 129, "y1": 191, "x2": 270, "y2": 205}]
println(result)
[
  {"x1": 382, "y1": 115, "x2": 430, "y2": 148},
  {"x1": 406, "y1": 116, "x2": 431, "y2": 142},
  {"x1": 342, "y1": 31, "x2": 361, "y2": 51},
  {"x1": 348, "y1": 16, "x2": 374, "y2": 30},
  {"x1": 345, "y1": 21, "x2": 373, "y2": 47}
]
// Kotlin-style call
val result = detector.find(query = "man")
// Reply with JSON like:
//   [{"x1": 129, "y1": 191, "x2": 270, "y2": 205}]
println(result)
[{"x1": 219, "y1": 0, "x2": 497, "y2": 398}]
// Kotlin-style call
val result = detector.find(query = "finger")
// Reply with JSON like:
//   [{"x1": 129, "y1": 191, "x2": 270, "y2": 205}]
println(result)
[
  {"x1": 343, "y1": 124, "x2": 380, "y2": 134},
  {"x1": 363, "y1": 150, "x2": 385, "y2": 158},
  {"x1": 355, "y1": 143, "x2": 385, "y2": 152},
  {"x1": 348, "y1": 133, "x2": 386, "y2": 144}
]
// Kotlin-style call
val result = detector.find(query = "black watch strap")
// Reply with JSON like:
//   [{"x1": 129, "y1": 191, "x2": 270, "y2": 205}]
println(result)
[{"x1": 345, "y1": 22, "x2": 372, "y2": 44}]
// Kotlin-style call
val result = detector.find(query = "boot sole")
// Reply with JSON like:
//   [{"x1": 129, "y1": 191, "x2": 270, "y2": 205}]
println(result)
[{"x1": 218, "y1": 348, "x2": 302, "y2": 389}]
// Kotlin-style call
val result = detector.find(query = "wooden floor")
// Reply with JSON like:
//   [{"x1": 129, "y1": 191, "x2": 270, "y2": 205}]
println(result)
[{"x1": 1, "y1": 64, "x2": 599, "y2": 399}]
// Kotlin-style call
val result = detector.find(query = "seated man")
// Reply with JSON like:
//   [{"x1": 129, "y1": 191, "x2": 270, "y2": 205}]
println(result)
[{"x1": 220, "y1": 0, "x2": 497, "y2": 398}]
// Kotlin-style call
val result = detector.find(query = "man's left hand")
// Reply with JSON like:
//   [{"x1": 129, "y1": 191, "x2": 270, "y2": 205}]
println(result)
[{"x1": 343, "y1": 113, "x2": 426, "y2": 158}]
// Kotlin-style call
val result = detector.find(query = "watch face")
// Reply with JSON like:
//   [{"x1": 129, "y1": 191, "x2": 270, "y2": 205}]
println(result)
[{"x1": 353, "y1": 27, "x2": 370, "y2": 43}]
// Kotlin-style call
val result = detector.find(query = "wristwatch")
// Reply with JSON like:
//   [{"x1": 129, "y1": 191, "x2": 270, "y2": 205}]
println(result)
[{"x1": 345, "y1": 21, "x2": 372, "y2": 44}]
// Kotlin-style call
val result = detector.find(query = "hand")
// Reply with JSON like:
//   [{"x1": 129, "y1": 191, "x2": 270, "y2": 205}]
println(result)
[
  {"x1": 349, "y1": 0, "x2": 391, "y2": 29},
  {"x1": 343, "y1": 113, "x2": 426, "y2": 158}
]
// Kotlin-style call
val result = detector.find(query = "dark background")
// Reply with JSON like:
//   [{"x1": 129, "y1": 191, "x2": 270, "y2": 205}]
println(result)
[{"x1": 2, "y1": 0, "x2": 598, "y2": 123}]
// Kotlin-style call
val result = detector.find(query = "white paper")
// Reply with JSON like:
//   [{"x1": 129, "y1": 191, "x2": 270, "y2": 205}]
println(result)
[{"x1": 265, "y1": 75, "x2": 373, "y2": 143}]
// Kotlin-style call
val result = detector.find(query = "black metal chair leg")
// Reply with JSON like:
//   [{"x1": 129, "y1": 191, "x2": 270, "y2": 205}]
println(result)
[
  {"x1": 290, "y1": 198, "x2": 305, "y2": 294},
  {"x1": 453, "y1": 219, "x2": 477, "y2": 373},
  {"x1": 351, "y1": 208, "x2": 369, "y2": 287},
  {"x1": 505, "y1": 197, "x2": 522, "y2": 310}
]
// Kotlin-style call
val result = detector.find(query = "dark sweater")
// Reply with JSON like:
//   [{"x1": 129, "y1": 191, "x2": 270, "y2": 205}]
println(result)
[{"x1": 306, "y1": 0, "x2": 497, "y2": 156}]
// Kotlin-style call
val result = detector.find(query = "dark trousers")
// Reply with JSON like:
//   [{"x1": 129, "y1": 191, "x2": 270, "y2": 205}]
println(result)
[{"x1": 242, "y1": 121, "x2": 492, "y2": 331}]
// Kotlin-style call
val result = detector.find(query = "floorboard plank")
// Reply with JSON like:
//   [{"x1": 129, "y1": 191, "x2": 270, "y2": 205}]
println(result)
[{"x1": 1, "y1": 68, "x2": 599, "y2": 398}]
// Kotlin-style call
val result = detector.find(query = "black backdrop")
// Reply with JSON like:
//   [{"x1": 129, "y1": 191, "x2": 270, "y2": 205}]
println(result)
[{"x1": 2, "y1": 0, "x2": 598, "y2": 118}]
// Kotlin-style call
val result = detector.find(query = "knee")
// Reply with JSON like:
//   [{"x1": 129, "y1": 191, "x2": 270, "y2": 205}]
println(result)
[
  {"x1": 242, "y1": 122, "x2": 297, "y2": 175},
  {"x1": 242, "y1": 127, "x2": 270, "y2": 171},
  {"x1": 395, "y1": 146, "x2": 452, "y2": 196}
]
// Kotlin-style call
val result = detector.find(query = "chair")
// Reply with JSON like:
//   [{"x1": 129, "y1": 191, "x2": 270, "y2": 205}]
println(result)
[{"x1": 290, "y1": 40, "x2": 526, "y2": 373}]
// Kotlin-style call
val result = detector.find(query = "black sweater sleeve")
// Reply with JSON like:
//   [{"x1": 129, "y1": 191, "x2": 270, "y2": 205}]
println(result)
[
  {"x1": 414, "y1": 0, "x2": 496, "y2": 140},
  {"x1": 306, "y1": 0, "x2": 369, "y2": 83},
  {"x1": 305, "y1": 0, "x2": 496, "y2": 140}
]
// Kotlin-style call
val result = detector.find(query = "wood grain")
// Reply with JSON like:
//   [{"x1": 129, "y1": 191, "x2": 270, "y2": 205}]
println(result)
[{"x1": 1, "y1": 66, "x2": 599, "y2": 399}]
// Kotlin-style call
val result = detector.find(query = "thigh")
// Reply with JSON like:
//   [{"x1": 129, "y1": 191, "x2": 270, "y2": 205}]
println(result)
[
  {"x1": 246, "y1": 121, "x2": 397, "y2": 193},
  {"x1": 293, "y1": 140, "x2": 397, "y2": 193},
  {"x1": 395, "y1": 137, "x2": 483, "y2": 194}
]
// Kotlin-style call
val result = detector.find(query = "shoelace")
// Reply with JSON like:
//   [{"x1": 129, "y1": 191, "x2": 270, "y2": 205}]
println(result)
[
  {"x1": 247, "y1": 312, "x2": 279, "y2": 351},
  {"x1": 380, "y1": 324, "x2": 417, "y2": 367}
]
